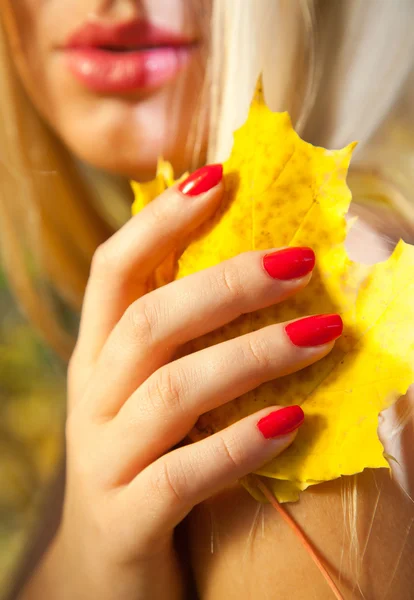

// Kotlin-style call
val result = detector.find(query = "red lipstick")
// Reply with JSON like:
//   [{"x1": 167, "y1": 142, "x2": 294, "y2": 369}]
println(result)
[{"x1": 63, "y1": 20, "x2": 196, "y2": 93}]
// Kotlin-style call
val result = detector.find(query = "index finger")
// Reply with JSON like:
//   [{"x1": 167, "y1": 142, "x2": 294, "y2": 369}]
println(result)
[{"x1": 73, "y1": 165, "x2": 223, "y2": 372}]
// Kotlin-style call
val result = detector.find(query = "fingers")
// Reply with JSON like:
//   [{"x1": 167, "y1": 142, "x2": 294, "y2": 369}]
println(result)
[
  {"x1": 109, "y1": 314, "x2": 341, "y2": 481},
  {"x1": 73, "y1": 164, "x2": 224, "y2": 372},
  {"x1": 122, "y1": 406, "x2": 304, "y2": 540},
  {"x1": 87, "y1": 247, "x2": 316, "y2": 417}
]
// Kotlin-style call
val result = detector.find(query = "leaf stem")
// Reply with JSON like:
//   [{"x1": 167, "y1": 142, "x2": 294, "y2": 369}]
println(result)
[{"x1": 251, "y1": 475, "x2": 345, "y2": 600}]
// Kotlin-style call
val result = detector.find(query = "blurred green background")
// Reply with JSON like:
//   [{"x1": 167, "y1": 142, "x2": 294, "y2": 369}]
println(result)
[{"x1": 0, "y1": 266, "x2": 66, "y2": 597}]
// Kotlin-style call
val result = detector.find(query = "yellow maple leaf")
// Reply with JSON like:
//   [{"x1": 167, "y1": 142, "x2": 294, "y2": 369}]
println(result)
[
  {"x1": 131, "y1": 84, "x2": 414, "y2": 503},
  {"x1": 131, "y1": 158, "x2": 179, "y2": 210}
]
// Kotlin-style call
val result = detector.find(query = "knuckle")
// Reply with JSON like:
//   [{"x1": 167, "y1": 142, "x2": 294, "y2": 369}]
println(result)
[
  {"x1": 147, "y1": 366, "x2": 186, "y2": 416},
  {"x1": 125, "y1": 299, "x2": 157, "y2": 346},
  {"x1": 151, "y1": 460, "x2": 186, "y2": 507},
  {"x1": 90, "y1": 242, "x2": 115, "y2": 277},
  {"x1": 245, "y1": 334, "x2": 272, "y2": 370},
  {"x1": 218, "y1": 260, "x2": 244, "y2": 303},
  {"x1": 67, "y1": 349, "x2": 79, "y2": 382},
  {"x1": 213, "y1": 435, "x2": 244, "y2": 472}
]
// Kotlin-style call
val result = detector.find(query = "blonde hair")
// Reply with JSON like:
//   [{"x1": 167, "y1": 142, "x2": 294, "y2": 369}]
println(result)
[{"x1": 0, "y1": 0, "x2": 414, "y2": 361}]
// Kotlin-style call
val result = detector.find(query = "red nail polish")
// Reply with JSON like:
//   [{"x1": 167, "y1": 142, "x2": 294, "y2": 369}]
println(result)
[
  {"x1": 285, "y1": 314, "x2": 343, "y2": 347},
  {"x1": 263, "y1": 247, "x2": 315, "y2": 280},
  {"x1": 257, "y1": 406, "x2": 305, "y2": 439},
  {"x1": 178, "y1": 164, "x2": 223, "y2": 196}
]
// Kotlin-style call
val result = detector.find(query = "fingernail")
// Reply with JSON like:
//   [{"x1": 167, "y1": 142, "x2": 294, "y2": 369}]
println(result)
[
  {"x1": 263, "y1": 247, "x2": 315, "y2": 280},
  {"x1": 257, "y1": 406, "x2": 305, "y2": 439},
  {"x1": 285, "y1": 314, "x2": 343, "y2": 347},
  {"x1": 178, "y1": 164, "x2": 223, "y2": 196}
]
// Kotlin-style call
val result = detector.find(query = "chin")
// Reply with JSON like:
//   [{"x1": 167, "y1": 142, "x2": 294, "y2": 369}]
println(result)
[
  {"x1": 54, "y1": 95, "x2": 206, "y2": 181},
  {"x1": 69, "y1": 140, "x2": 163, "y2": 180}
]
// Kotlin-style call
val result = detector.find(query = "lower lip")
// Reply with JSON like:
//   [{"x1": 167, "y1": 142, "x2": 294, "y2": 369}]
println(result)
[{"x1": 65, "y1": 46, "x2": 193, "y2": 93}]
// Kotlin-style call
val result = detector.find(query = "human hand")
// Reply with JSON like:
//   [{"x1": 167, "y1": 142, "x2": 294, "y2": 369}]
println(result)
[{"x1": 32, "y1": 165, "x2": 342, "y2": 600}]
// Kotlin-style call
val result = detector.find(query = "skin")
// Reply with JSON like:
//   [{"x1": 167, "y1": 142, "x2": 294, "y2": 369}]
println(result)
[
  {"x1": 7, "y1": 0, "x2": 209, "y2": 179},
  {"x1": 22, "y1": 179, "x2": 335, "y2": 600},
  {"x1": 3, "y1": 1, "x2": 413, "y2": 599}
]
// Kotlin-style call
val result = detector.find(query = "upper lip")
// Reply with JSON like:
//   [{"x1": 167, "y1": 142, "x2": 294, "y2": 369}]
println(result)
[{"x1": 65, "y1": 19, "x2": 195, "y2": 50}]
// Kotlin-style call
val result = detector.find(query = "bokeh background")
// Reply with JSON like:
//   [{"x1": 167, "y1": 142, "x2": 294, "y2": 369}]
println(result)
[{"x1": 0, "y1": 265, "x2": 65, "y2": 597}]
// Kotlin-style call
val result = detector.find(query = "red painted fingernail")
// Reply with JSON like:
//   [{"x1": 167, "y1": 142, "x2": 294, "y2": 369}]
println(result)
[
  {"x1": 257, "y1": 406, "x2": 305, "y2": 439},
  {"x1": 263, "y1": 247, "x2": 315, "y2": 280},
  {"x1": 178, "y1": 164, "x2": 223, "y2": 196},
  {"x1": 285, "y1": 314, "x2": 343, "y2": 347}
]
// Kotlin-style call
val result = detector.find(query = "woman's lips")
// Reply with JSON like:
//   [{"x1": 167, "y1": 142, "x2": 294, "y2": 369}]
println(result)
[
  {"x1": 62, "y1": 20, "x2": 196, "y2": 93},
  {"x1": 65, "y1": 46, "x2": 192, "y2": 93}
]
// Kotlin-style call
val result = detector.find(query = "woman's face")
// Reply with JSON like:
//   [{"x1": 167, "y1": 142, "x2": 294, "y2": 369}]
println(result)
[{"x1": 5, "y1": 0, "x2": 210, "y2": 179}]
